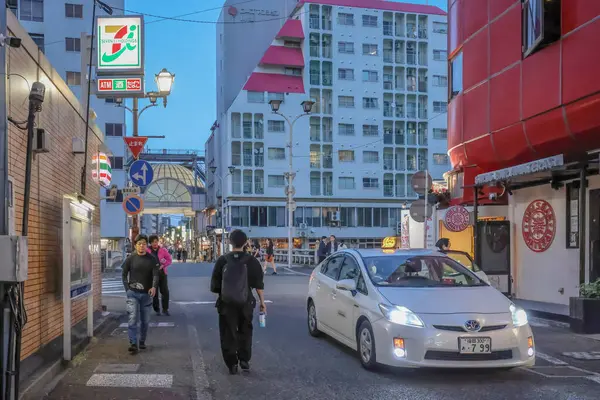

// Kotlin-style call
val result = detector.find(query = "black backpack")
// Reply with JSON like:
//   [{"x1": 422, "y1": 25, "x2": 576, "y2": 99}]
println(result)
[{"x1": 221, "y1": 253, "x2": 249, "y2": 306}]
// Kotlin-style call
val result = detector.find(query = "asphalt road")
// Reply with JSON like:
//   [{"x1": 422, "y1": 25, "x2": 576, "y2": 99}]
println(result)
[{"x1": 44, "y1": 262, "x2": 600, "y2": 399}]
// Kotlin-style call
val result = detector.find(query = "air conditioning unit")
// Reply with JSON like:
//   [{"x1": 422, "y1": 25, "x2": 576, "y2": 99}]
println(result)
[{"x1": 329, "y1": 211, "x2": 341, "y2": 222}]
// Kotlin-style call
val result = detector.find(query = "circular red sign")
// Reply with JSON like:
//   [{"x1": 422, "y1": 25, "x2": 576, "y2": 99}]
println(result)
[
  {"x1": 522, "y1": 199, "x2": 556, "y2": 253},
  {"x1": 228, "y1": 6, "x2": 238, "y2": 16},
  {"x1": 444, "y1": 206, "x2": 470, "y2": 232}
]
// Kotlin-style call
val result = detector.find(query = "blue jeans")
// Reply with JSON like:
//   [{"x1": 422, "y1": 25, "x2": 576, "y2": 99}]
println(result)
[{"x1": 126, "y1": 290, "x2": 152, "y2": 344}]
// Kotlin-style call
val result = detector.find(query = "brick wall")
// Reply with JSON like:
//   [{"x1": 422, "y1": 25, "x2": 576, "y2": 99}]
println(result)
[{"x1": 7, "y1": 13, "x2": 105, "y2": 360}]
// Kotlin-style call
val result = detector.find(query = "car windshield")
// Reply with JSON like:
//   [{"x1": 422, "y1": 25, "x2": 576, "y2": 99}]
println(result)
[
  {"x1": 443, "y1": 251, "x2": 481, "y2": 272},
  {"x1": 361, "y1": 255, "x2": 486, "y2": 287}
]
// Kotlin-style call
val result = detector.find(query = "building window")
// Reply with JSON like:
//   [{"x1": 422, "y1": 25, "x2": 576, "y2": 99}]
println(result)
[
  {"x1": 363, "y1": 151, "x2": 379, "y2": 164},
  {"x1": 338, "y1": 68, "x2": 354, "y2": 81},
  {"x1": 267, "y1": 148, "x2": 285, "y2": 160},
  {"x1": 338, "y1": 177, "x2": 355, "y2": 190},
  {"x1": 362, "y1": 15, "x2": 378, "y2": 27},
  {"x1": 433, "y1": 22, "x2": 447, "y2": 33},
  {"x1": 267, "y1": 92, "x2": 284, "y2": 102},
  {"x1": 433, "y1": 153, "x2": 449, "y2": 165},
  {"x1": 362, "y1": 97, "x2": 379, "y2": 109},
  {"x1": 8, "y1": 0, "x2": 17, "y2": 14},
  {"x1": 433, "y1": 128, "x2": 447, "y2": 139},
  {"x1": 363, "y1": 125, "x2": 378, "y2": 136},
  {"x1": 65, "y1": 37, "x2": 81, "y2": 52},
  {"x1": 250, "y1": 206, "x2": 268, "y2": 227},
  {"x1": 433, "y1": 101, "x2": 448, "y2": 113},
  {"x1": 108, "y1": 156, "x2": 124, "y2": 170},
  {"x1": 284, "y1": 40, "x2": 301, "y2": 48},
  {"x1": 337, "y1": 12, "x2": 354, "y2": 26},
  {"x1": 232, "y1": 206, "x2": 250, "y2": 227},
  {"x1": 285, "y1": 67, "x2": 302, "y2": 76},
  {"x1": 20, "y1": 0, "x2": 43, "y2": 22},
  {"x1": 268, "y1": 175, "x2": 285, "y2": 187},
  {"x1": 362, "y1": 44, "x2": 378, "y2": 56},
  {"x1": 522, "y1": 0, "x2": 561, "y2": 58},
  {"x1": 66, "y1": 71, "x2": 81, "y2": 86},
  {"x1": 339, "y1": 123, "x2": 355, "y2": 136},
  {"x1": 362, "y1": 178, "x2": 379, "y2": 189},
  {"x1": 105, "y1": 123, "x2": 124, "y2": 137},
  {"x1": 338, "y1": 96, "x2": 355, "y2": 108},
  {"x1": 247, "y1": 91, "x2": 265, "y2": 103},
  {"x1": 30, "y1": 33, "x2": 44, "y2": 52},
  {"x1": 362, "y1": 70, "x2": 378, "y2": 82},
  {"x1": 338, "y1": 150, "x2": 355, "y2": 162},
  {"x1": 65, "y1": 3, "x2": 83, "y2": 18},
  {"x1": 433, "y1": 49, "x2": 447, "y2": 61},
  {"x1": 433, "y1": 75, "x2": 448, "y2": 87},
  {"x1": 338, "y1": 41, "x2": 354, "y2": 54},
  {"x1": 450, "y1": 52, "x2": 463, "y2": 99},
  {"x1": 267, "y1": 120, "x2": 285, "y2": 132}
]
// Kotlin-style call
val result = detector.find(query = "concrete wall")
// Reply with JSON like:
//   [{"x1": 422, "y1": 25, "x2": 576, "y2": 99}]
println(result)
[{"x1": 7, "y1": 12, "x2": 105, "y2": 360}]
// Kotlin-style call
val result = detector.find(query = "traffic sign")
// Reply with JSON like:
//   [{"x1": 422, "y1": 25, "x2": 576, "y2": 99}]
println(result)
[
  {"x1": 411, "y1": 171, "x2": 432, "y2": 195},
  {"x1": 122, "y1": 194, "x2": 144, "y2": 216},
  {"x1": 129, "y1": 160, "x2": 154, "y2": 187},
  {"x1": 124, "y1": 136, "x2": 148, "y2": 159}
]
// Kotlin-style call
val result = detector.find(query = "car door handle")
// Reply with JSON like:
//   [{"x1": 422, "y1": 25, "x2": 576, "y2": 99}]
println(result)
[{"x1": 353, "y1": 304, "x2": 359, "y2": 308}]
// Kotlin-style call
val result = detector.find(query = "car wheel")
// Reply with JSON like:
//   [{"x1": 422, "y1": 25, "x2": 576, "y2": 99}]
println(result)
[
  {"x1": 307, "y1": 300, "x2": 321, "y2": 337},
  {"x1": 357, "y1": 320, "x2": 377, "y2": 370}
]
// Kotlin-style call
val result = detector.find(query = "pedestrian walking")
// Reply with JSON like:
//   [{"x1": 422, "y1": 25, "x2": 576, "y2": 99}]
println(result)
[
  {"x1": 317, "y1": 236, "x2": 328, "y2": 263},
  {"x1": 147, "y1": 235, "x2": 172, "y2": 316},
  {"x1": 182, "y1": 248, "x2": 188, "y2": 263},
  {"x1": 264, "y1": 238, "x2": 277, "y2": 275},
  {"x1": 435, "y1": 238, "x2": 451, "y2": 251},
  {"x1": 122, "y1": 234, "x2": 159, "y2": 354},
  {"x1": 326, "y1": 234, "x2": 339, "y2": 255},
  {"x1": 210, "y1": 229, "x2": 266, "y2": 375}
]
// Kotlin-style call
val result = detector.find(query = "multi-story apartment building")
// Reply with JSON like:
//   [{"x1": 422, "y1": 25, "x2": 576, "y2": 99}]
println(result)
[
  {"x1": 12, "y1": 0, "x2": 128, "y2": 251},
  {"x1": 207, "y1": 0, "x2": 448, "y2": 247}
]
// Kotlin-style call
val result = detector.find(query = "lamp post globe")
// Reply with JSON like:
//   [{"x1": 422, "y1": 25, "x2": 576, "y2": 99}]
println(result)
[
  {"x1": 301, "y1": 100, "x2": 315, "y2": 113},
  {"x1": 268, "y1": 99, "x2": 282, "y2": 113},
  {"x1": 156, "y1": 68, "x2": 175, "y2": 95}
]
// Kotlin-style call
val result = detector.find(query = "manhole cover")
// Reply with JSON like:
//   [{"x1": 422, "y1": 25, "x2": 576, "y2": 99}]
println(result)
[
  {"x1": 527, "y1": 366, "x2": 594, "y2": 378},
  {"x1": 562, "y1": 352, "x2": 600, "y2": 360}
]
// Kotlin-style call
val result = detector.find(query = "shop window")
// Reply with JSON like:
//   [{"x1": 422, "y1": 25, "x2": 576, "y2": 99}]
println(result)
[
  {"x1": 522, "y1": 0, "x2": 561, "y2": 58},
  {"x1": 566, "y1": 182, "x2": 579, "y2": 249}
]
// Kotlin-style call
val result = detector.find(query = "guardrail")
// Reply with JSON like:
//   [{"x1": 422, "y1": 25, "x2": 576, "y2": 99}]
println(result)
[{"x1": 273, "y1": 249, "x2": 317, "y2": 267}]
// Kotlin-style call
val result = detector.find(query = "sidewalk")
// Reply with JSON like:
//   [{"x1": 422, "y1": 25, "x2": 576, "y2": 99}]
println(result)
[{"x1": 39, "y1": 305, "x2": 199, "y2": 399}]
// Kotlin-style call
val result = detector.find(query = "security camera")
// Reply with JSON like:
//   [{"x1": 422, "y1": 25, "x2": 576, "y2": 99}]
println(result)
[
  {"x1": 0, "y1": 34, "x2": 21, "y2": 48},
  {"x1": 29, "y1": 82, "x2": 46, "y2": 106}
]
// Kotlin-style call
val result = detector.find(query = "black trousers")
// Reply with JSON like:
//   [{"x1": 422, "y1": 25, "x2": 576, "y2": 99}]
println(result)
[
  {"x1": 218, "y1": 302, "x2": 254, "y2": 367},
  {"x1": 152, "y1": 269, "x2": 169, "y2": 312},
  {"x1": 318, "y1": 256, "x2": 326, "y2": 263}
]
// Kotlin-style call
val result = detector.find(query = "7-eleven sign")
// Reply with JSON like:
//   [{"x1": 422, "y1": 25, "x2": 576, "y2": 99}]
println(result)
[{"x1": 124, "y1": 137, "x2": 148, "y2": 159}]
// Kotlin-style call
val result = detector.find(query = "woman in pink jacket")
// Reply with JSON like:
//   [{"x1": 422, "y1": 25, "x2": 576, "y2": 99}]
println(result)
[{"x1": 147, "y1": 235, "x2": 173, "y2": 316}]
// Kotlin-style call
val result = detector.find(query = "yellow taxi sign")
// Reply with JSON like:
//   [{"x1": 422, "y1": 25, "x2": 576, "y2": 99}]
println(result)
[{"x1": 382, "y1": 236, "x2": 397, "y2": 250}]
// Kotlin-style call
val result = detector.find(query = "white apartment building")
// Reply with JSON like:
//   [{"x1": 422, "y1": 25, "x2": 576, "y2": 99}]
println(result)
[
  {"x1": 13, "y1": 0, "x2": 128, "y2": 251},
  {"x1": 207, "y1": 0, "x2": 448, "y2": 247}
]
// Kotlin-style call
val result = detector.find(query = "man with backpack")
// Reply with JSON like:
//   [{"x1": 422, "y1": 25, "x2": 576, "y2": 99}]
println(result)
[{"x1": 210, "y1": 229, "x2": 266, "y2": 374}]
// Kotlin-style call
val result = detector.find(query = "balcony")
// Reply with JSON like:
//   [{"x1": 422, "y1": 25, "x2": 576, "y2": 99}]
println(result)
[
  {"x1": 419, "y1": 109, "x2": 428, "y2": 119},
  {"x1": 322, "y1": 74, "x2": 333, "y2": 86},
  {"x1": 243, "y1": 154, "x2": 253, "y2": 166},
  {"x1": 309, "y1": 16, "x2": 319, "y2": 29},
  {"x1": 395, "y1": 131, "x2": 405, "y2": 144},
  {"x1": 310, "y1": 74, "x2": 320, "y2": 85},
  {"x1": 407, "y1": 134, "x2": 417, "y2": 145},
  {"x1": 384, "y1": 131, "x2": 394, "y2": 144},
  {"x1": 406, "y1": 110, "x2": 417, "y2": 119},
  {"x1": 418, "y1": 80, "x2": 427, "y2": 92},
  {"x1": 322, "y1": 46, "x2": 332, "y2": 58},
  {"x1": 418, "y1": 28, "x2": 428, "y2": 39},
  {"x1": 243, "y1": 182, "x2": 252, "y2": 194},
  {"x1": 407, "y1": 53, "x2": 416, "y2": 65},
  {"x1": 254, "y1": 155, "x2": 264, "y2": 167},
  {"x1": 407, "y1": 157, "x2": 417, "y2": 171},
  {"x1": 396, "y1": 52, "x2": 405, "y2": 64},
  {"x1": 383, "y1": 158, "x2": 394, "y2": 170},
  {"x1": 310, "y1": 45, "x2": 319, "y2": 58},
  {"x1": 384, "y1": 184, "x2": 394, "y2": 197},
  {"x1": 323, "y1": 155, "x2": 333, "y2": 168},
  {"x1": 384, "y1": 50, "x2": 393, "y2": 63},
  {"x1": 384, "y1": 106, "x2": 393, "y2": 117},
  {"x1": 232, "y1": 153, "x2": 241, "y2": 166},
  {"x1": 383, "y1": 22, "x2": 393, "y2": 36},
  {"x1": 395, "y1": 159, "x2": 406, "y2": 170},
  {"x1": 418, "y1": 134, "x2": 428, "y2": 146},
  {"x1": 395, "y1": 108, "x2": 405, "y2": 118},
  {"x1": 384, "y1": 81, "x2": 393, "y2": 90},
  {"x1": 418, "y1": 158, "x2": 428, "y2": 170}
]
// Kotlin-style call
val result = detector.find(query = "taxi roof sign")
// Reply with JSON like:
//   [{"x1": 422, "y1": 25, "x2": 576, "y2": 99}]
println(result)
[{"x1": 382, "y1": 236, "x2": 397, "y2": 250}]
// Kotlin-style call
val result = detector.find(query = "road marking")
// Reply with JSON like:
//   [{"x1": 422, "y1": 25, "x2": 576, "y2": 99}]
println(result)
[
  {"x1": 174, "y1": 300, "x2": 273, "y2": 305},
  {"x1": 94, "y1": 364, "x2": 140, "y2": 373},
  {"x1": 586, "y1": 375, "x2": 600, "y2": 385},
  {"x1": 86, "y1": 373, "x2": 173, "y2": 388},
  {"x1": 119, "y1": 322, "x2": 175, "y2": 328},
  {"x1": 281, "y1": 267, "x2": 310, "y2": 276},
  {"x1": 188, "y1": 323, "x2": 212, "y2": 399},
  {"x1": 562, "y1": 351, "x2": 600, "y2": 360},
  {"x1": 535, "y1": 351, "x2": 568, "y2": 365}
]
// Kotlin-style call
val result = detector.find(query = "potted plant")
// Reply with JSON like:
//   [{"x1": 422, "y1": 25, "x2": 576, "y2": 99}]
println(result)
[{"x1": 570, "y1": 279, "x2": 600, "y2": 334}]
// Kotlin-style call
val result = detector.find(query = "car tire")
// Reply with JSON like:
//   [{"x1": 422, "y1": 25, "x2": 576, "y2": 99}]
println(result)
[
  {"x1": 357, "y1": 320, "x2": 378, "y2": 370},
  {"x1": 307, "y1": 300, "x2": 321, "y2": 337}
]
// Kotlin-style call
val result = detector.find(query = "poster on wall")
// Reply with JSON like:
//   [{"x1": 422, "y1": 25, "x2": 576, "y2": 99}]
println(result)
[
  {"x1": 64, "y1": 199, "x2": 94, "y2": 299},
  {"x1": 400, "y1": 210, "x2": 410, "y2": 249}
]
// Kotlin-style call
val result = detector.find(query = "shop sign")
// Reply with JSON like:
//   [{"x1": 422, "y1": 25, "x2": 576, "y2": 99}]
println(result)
[
  {"x1": 444, "y1": 206, "x2": 470, "y2": 232},
  {"x1": 97, "y1": 15, "x2": 144, "y2": 75},
  {"x1": 475, "y1": 155, "x2": 564, "y2": 185},
  {"x1": 522, "y1": 199, "x2": 556, "y2": 253},
  {"x1": 400, "y1": 210, "x2": 410, "y2": 249},
  {"x1": 91, "y1": 152, "x2": 111, "y2": 187}
]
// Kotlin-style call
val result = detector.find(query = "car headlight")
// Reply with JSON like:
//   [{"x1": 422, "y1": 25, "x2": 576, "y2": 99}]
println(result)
[
  {"x1": 510, "y1": 304, "x2": 528, "y2": 327},
  {"x1": 379, "y1": 303, "x2": 424, "y2": 327}
]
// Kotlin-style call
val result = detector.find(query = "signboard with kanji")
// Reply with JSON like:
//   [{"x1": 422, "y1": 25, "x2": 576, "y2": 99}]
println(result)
[
  {"x1": 96, "y1": 76, "x2": 145, "y2": 98},
  {"x1": 123, "y1": 136, "x2": 148, "y2": 159}
]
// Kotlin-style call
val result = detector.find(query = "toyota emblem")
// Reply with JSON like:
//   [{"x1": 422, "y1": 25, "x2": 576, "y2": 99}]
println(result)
[{"x1": 464, "y1": 320, "x2": 481, "y2": 332}]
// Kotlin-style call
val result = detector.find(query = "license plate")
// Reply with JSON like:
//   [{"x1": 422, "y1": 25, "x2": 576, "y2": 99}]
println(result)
[{"x1": 459, "y1": 337, "x2": 491, "y2": 354}]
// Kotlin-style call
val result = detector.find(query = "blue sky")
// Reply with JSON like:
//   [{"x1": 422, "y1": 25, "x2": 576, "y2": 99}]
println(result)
[{"x1": 123, "y1": 0, "x2": 447, "y2": 150}]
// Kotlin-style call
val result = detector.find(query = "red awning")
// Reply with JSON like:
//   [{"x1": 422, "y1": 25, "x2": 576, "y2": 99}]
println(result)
[
  {"x1": 298, "y1": 0, "x2": 446, "y2": 15},
  {"x1": 277, "y1": 19, "x2": 305, "y2": 40},
  {"x1": 243, "y1": 73, "x2": 305, "y2": 94},
  {"x1": 259, "y1": 46, "x2": 304, "y2": 67}
]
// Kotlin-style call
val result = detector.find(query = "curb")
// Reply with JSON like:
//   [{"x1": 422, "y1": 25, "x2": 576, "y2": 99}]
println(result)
[{"x1": 529, "y1": 316, "x2": 570, "y2": 330}]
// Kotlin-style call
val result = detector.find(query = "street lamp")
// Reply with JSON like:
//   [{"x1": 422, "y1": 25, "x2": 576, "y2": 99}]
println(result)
[
  {"x1": 115, "y1": 68, "x2": 175, "y2": 244},
  {"x1": 268, "y1": 99, "x2": 314, "y2": 269},
  {"x1": 209, "y1": 165, "x2": 235, "y2": 255}
]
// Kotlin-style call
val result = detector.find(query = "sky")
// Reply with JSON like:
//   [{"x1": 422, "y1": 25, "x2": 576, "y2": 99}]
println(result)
[{"x1": 121, "y1": 0, "x2": 448, "y2": 150}]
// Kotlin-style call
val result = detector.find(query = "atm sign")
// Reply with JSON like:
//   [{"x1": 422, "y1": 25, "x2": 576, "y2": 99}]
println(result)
[{"x1": 98, "y1": 78, "x2": 142, "y2": 92}]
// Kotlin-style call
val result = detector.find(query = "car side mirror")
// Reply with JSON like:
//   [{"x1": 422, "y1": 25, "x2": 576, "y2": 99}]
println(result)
[{"x1": 336, "y1": 279, "x2": 357, "y2": 292}]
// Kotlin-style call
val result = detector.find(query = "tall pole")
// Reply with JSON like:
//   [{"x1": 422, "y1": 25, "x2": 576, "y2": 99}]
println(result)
[
  {"x1": 424, "y1": 170, "x2": 428, "y2": 248},
  {"x1": 220, "y1": 175, "x2": 225, "y2": 256},
  {"x1": 287, "y1": 123, "x2": 294, "y2": 269},
  {"x1": 130, "y1": 98, "x2": 139, "y2": 244},
  {"x1": 81, "y1": 2, "x2": 97, "y2": 196}
]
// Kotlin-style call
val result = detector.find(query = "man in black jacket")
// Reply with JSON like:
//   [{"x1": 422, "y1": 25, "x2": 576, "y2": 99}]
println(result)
[
  {"x1": 317, "y1": 236, "x2": 328, "y2": 263},
  {"x1": 122, "y1": 234, "x2": 159, "y2": 354},
  {"x1": 211, "y1": 229, "x2": 266, "y2": 374}
]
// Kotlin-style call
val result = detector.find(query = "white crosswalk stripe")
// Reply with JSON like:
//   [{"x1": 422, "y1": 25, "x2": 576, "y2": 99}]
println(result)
[{"x1": 102, "y1": 278, "x2": 125, "y2": 297}]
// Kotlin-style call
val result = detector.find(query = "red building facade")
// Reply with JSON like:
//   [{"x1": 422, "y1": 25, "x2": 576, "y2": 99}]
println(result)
[{"x1": 446, "y1": 0, "x2": 600, "y2": 204}]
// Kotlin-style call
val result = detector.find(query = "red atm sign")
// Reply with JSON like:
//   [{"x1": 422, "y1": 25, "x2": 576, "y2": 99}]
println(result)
[{"x1": 96, "y1": 77, "x2": 144, "y2": 97}]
